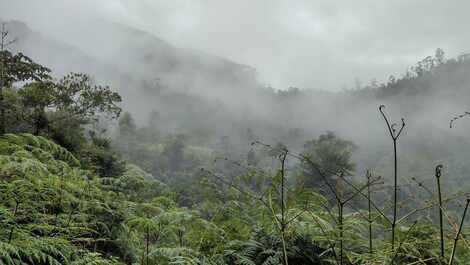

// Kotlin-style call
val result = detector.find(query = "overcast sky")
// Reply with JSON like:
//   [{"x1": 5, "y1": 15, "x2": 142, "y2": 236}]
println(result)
[{"x1": 1, "y1": 0, "x2": 469, "y2": 90}]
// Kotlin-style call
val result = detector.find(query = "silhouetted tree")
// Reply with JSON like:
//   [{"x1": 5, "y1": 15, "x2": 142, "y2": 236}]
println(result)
[{"x1": 298, "y1": 131, "x2": 356, "y2": 188}]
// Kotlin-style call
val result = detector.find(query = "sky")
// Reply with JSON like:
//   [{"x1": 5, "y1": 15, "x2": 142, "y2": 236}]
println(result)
[{"x1": 1, "y1": 0, "x2": 469, "y2": 91}]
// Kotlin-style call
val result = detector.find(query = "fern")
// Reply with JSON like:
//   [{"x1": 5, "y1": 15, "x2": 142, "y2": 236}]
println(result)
[
  {"x1": 148, "y1": 247, "x2": 202, "y2": 265},
  {"x1": 0, "y1": 133, "x2": 80, "y2": 166}
]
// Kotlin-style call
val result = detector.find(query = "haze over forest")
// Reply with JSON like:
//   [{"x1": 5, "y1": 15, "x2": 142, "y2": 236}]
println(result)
[{"x1": 0, "y1": 1, "x2": 470, "y2": 264}]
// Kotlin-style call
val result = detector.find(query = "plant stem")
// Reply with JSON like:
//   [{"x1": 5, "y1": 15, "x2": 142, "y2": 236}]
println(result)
[
  {"x1": 367, "y1": 172, "x2": 373, "y2": 254},
  {"x1": 379, "y1": 105, "x2": 405, "y2": 263},
  {"x1": 391, "y1": 139, "x2": 397, "y2": 255},
  {"x1": 339, "y1": 202, "x2": 344, "y2": 265},
  {"x1": 435, "y1": 165, "x2": 444, "y2": 259},
  {"x1": 279, "y1": 151, "x2": 289, "y2": 265},
  {"x1": 389, "y1": 221, "x2": 417, "y2": 265},
  {"x1": 449, "y1": 199, "x2": 470, "y2": 265}
]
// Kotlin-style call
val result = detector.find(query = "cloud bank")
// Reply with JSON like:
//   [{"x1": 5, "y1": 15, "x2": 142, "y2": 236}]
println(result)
[{"x1": 1, "y1": 0, "x2": 469, "y2": 90}]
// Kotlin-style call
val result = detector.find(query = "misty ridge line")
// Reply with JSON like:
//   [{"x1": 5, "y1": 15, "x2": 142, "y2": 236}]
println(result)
[{"x1": 2, "y1": 18, "x2": 470, "y2": 176}]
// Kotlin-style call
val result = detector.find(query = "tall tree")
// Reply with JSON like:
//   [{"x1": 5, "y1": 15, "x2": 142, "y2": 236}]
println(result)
[
  {"x1": 0, "y1": 24, "x2": 51, "y2": 133},
  {"x1": 298, "y1": 131, "x2": 356, "y2": 189},
  {"x1": 18, "y1": 73, "x2": 121, "y2": 135}
]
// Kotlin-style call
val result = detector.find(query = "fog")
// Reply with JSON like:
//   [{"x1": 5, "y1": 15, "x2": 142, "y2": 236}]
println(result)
[
  {"x1": 4, "y1": 3, "x2": 470, "y2": 263},
  {"x1": 2, "y1": 0, "x2": 470, "y2": 90},
  {"x1": 1, "y1": 1, "x2": 470, "y2": 194}
]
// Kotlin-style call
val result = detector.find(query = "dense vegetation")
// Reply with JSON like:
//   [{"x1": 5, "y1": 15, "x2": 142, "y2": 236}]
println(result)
[{"x1": 1, "y1": 25, "x2": 470, "y2": 265}]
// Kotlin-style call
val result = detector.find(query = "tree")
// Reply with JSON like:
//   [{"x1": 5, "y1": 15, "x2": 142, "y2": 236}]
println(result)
[
  {"x1": 18, "y1": 80, "x2": 55, "y2": 134},
  {"x1": 80, "y1": 131, "x2": 126, "y2": 179},
  {"x1": 48, "y1": 73, "x2": 121, "y2": 123},
  {"x1": 140, "y1": 109, "x2": 160, "y2": 142},
  {"x1": 435, "y1": 48, "x2": 446, "y2": 66},
  {"x1": 162, "y1": 134, "x2": 187, "y2": 171},
  {"x1": 18, "y1": 73, "x2": 122, "y2": 135},
  {"x1": 0, "y1": 23, "x2": 51, "y2": 133},
  {"x1": 118, "y1": 112, "x2": 137, "y2": 138},
  {"x1": 298, "y1": 131, "x2": 356, "y2": 189}
]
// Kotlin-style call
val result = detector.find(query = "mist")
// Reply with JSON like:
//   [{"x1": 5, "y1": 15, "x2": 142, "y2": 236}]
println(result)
[
  {"x1": 1, "y1": 0, "x2": 470, "y2": 172},
  {"x1": 2, "y1": 1, "x2": 470, "y2": 263},
  {"x1": 2, "y1": 0, "x2": 470, "y2": 89}
]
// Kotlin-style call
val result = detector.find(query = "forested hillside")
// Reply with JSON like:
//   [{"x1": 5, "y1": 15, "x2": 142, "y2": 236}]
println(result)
[{"x1": 0, "y1": 19, "x2": 470, "y2": 265}]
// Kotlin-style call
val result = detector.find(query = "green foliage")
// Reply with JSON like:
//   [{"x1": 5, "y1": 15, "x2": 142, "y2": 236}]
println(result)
[
  {"x1": 114, "y1": 112, "x2": 214, "y2": 185},
  {"x1": 79, "y1": 146, "x2": 125, "y2": 179},
  {"x1": 0, "y1": 133, "x2": 159, "y2": 264},
  {"x1": 0, "y1": 42, "x2": 52, "y2": 134},
  {"x1": 297, "y1": 131, "x2": 356, "y2": 189},
  {"x1": 1, "y1": 48, "x2": 121, "y2": 153},
  {"x1": 51, "y1": 73, "x2": 122, "y2": 122},
  {"x1": 15, "y1": 73, "x2": 122, "y2": 135},
  {"x1": 2, "y1": 130, "x2": 470, "y2": 264},
  {"x1": 0, "y1": 50, "x2": 51, "y2": 87},
  {"x1": 0, "y1": 133, "x2": 80, "y2": 166},
  {"x1": 1, "y1": 47, "x2": 470, "y2": 265}
]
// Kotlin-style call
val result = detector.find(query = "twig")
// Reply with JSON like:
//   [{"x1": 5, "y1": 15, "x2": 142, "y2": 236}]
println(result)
[
  {"x1": 449, "y1": 198, "x2": 470, "y2": 265},
  {"x1": 450, "y1": 111, "x2": 470, "y2": 128}
]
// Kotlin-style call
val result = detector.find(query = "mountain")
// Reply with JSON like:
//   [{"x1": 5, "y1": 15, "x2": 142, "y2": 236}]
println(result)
[
  {"x1": 3, "y1": 19, "x2": 263, "y2": 97},
  {"x1": 1, "y1": 19, "x2": 276, "y2": 127},
  {"x1": 2, "y1": 20, "x2": 114, "y2": 78},
  {"x1": 3, "y1": 19, "x2": 470, "y2": 177}
]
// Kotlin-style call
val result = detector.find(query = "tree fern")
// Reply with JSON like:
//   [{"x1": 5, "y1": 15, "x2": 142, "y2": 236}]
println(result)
[{"x1": 0, "y1": 133, "x2": 79, "y2": 166}]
